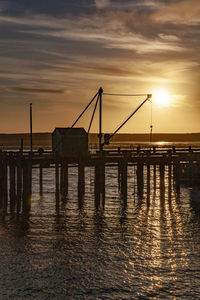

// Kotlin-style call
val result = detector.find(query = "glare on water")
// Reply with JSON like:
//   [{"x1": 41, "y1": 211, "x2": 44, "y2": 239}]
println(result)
[{"x1": 0, "y1": 165, "x2": 200, "y2": 299}]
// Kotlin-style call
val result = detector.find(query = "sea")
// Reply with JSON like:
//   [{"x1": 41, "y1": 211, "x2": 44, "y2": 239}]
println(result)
[{"x1": 1, "y1": 142, "x2": 200, "y2": 299}]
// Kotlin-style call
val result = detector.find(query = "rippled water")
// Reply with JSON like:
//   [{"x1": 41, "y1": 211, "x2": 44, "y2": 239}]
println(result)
[{"x1": 1, "y1": 166, "x2": 200, "y2": 299}]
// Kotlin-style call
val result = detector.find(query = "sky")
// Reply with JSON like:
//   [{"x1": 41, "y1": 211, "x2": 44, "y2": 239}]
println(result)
[{"x1": 0, "y1": 0, "x2": 199, "y2": 134}]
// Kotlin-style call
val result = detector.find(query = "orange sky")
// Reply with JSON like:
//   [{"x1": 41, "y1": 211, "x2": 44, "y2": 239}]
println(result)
[{"x1": 0, "y1": 0, "x2": 199, "y2": 133}]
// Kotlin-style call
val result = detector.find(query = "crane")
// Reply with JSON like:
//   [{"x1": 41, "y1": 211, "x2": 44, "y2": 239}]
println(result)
[{"x1": 71, "y1": 88, "x2": 152, "y2": 151}]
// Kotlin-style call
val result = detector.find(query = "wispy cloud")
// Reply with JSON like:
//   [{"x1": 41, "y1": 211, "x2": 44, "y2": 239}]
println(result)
[
  {"x1": 95, "y1": 0, "x2": 111, "y2": 9},
  {"x1": 0, "y1": 13, "x2": 184, "y2": 54},
  {"x1": 152, "y1": 0, "x2": 200, "y2": 25},
  {"x1": 9, "y1": 87, "x2": 65, "y2": 94}
]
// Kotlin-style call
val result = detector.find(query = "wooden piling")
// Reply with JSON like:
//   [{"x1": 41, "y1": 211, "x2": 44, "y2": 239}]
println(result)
[
  {"x1": 188, "y1": 155, "x2": 194, "y2": 186},
  {"x1": 147, "y1": 163, "x2": 150, "y2": 205},
  {"x1": 0, "y1": 152, "x2": 8, "y2": 214},
  {"x1": 160, "y1": 163, "x2": 165, "y2": 200},
  {"x1": 95, "y1": 158, "x2": 105, "y2": 207},
  {"x1": 120, "y1": 158, "x2": 127, "y2": 202},
  {"x1": 59, "y1": 160, "x2": 68, "y2": 200},
  {"x1": 39, "y1": 164, "x2": 43, "y2": 196},
  {"x1": 55, "y1": 158, "x2": 60, "y2": 205},
  {"x1": 63, "y1": 161, "x2": 68, "y2": 198},
  {"x1": 0, "y1": 153, "x2": 3, "y2": 211},
  {"x1": 168, "y1": 161, "x2": 172, "y2": 200},
  {"x1": 9, "y1": 153, "x2": 16, "y2": 213},
  {"x1": 173, "y1": 159, "x2": 180, "y2": 196},
  {"x1": 118, "y1": 161, "x2": 121, "y2": 191},
  {"x1": 137, "y1": 161, "x2": 143, "y2": 198},
  {"x1": 22, "y1": 160, "x2": 31, "y2": 213},
  {"x1": 16, "y1": 152, "x2": 22, "y2": 213},
  {"x1": 78, "y1": 159, "x2": 85, "y2": 205},
  {"x1": 153, "y1": 163, "x2": 156, "y2": 190}
]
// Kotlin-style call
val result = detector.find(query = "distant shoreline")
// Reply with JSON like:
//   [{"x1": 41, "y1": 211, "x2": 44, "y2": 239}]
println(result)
[{"x1": 0, "y1": 132, "x2": 199, "y2": 150}]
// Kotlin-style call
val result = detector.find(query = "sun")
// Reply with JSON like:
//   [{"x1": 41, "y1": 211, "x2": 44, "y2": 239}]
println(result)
[{"x1": 153, "y1": 89, "x2": 170, "y2": 106}]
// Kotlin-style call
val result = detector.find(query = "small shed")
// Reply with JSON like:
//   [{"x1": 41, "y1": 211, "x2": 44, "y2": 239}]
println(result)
[{"x1": 52, "y1": 127, "x2": 88, "y2": 156}]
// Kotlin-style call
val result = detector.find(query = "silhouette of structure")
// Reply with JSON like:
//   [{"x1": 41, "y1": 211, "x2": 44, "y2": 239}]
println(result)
[
  {"x1": 0, "y1": 88, "x2": 200, "y2": 215},
  {"x1": 52, "y1": 127, "x2": 88, "y2": 155},
  {"x1": 0, "y1": 146, "x2": 200, "y2": 214}
]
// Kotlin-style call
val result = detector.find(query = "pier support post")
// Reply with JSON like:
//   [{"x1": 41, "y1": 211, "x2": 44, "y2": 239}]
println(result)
[
  {"x1": 147, "y1": 163, "x2": 150, "y2": 206},
  {"x1": 95, "y1": 157, "x2": 105, "y2": 208},
  {"x1": 16, "y1": 152, "x2": 22, "y2": 213},
  {"x1": 3, "y1": 153, "x2": 8, "y2": 214},
  {"x1": 188, "y1": 155, "x2": 194, "y2": 186},
  {"x1": 173, "y1": 159, "x2": 180, "y2": 196},
  {"x1": 60, "y1": 160, "x2": 68, "y2": 200},
  {"x1": 78, "y1": 159, "x2": 85, "y2": 204},
  {"x1": 153, "y1": 164, "x2": 156, "y2": 191},
  {"x1": 168, "y1": 161, "x2": 172, "y2": 200},
  {"x1": 118, "y1": 161, "x2": 121, "y2": 191},
  {"x1": 9, "y1": 153, "x2": 16, "y2": 213},
  {"x1": 0, "y1": 153, "x2": 7, "y2": 213},
  {"x1": 160, "y1": 162, "x2": 165, "y2": 201},
  {"x1": 63, "y1": 161, "x2": 68, "y2": 198},
  {"x1": 55, "y1": 158, "x2": 60, "y2": 206},
  {"x1": 137, "y1": 161, "x2": 143, "y2": 198},
  {"x1": 120, "y1": 158, "x2": 127, "y2": 203},
  {"x1": 22, "y1": 157, "x2": 32, "y2": 213},
  {"x1": 39, "y1": 164, "x2": 43, "y2": 196}
]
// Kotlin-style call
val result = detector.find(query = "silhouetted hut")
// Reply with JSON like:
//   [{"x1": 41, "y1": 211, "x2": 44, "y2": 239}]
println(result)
[{"x1": 52, "y1": 127, "x2": 88, "y2": 155}]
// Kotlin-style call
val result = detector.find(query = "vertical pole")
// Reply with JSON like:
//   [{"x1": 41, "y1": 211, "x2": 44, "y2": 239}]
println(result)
[
  {"x1": 0, "y1": 153, "x2": 3, "y2": 211},
  {"x1": 175, "y1": 160, "x2": 180, "y2": 196},
  {"x1": 98, "y1": 87, "x2": 103, "y2": 152},
  {"x1": 30, "y1": 103, "x2": 33, "y2": 153},
  {"x1": 28, "y1": 152, "x2": 32, "y2": 197},
  {"x1": 3, "y1": 152, "x2": 8, "y2": 214},
  {"x1": 168, "y1": 161, "x2": 172, "y2": 201},
  {"x1": 9, "y1": 153, "x2": 16, "y2": 213},
  {"x1": 17, "y1": 152, "x2": 22, "y2": 213},
  {"x1": 55, "y1": 157, "x2": 60, "y2": 206},
  {"x1": 22, "y1": 159, "x2": 31, "y2": 213},
  {"x1": 189, "y1": 155, "x2": 194, "y2": 186},
  {"x1": 0, "y1": 152, "x2": 8, "y2": 214},
  {"x1": 60, "y1": 160, "x2": 68, "y2": 200},
  {"x1": 160, "y1": 163, "x2": 165, "y2": 201},
  {"x1": 120, "y1": 158, "x2": 127, "y2": 203},
  {"x1": 147, "y1": 163, "x2": 150, "y2": 206},
  {"x1": 153, "y1": 163, "x2": 156, "y2": 190},
  {"x1": 60, "y1": 161, "x2": 64, "y2": 198},
  {"x1": 118, "y1": 161, "x2": 121, "y2": 191},
  {"x1": 20, "y1": 138, "x2": 24, "y2": 152},
  {"x1": 64, "y1": 161, "x2": 68, "y2": 197},
  {"x1": 95, "y1": 158, "x2": 105, "y2": 208},
  {"x1": 39, "y1": 164, "x2": 43, "y2": 196},
  {"x1": 78, "y1": 159, "x2": 85, "y2": 205},
  {"x1": 95, "y1": 162, "x2": 100, "y2": 207},
  {"x1": 137, "y1": 161, "x2": 143, "y2": 198}
]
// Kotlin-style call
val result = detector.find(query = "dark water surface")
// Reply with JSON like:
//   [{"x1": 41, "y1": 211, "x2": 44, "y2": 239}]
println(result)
[{"x1": 1, "y1": 166, "x2": 200, "y2": 299}]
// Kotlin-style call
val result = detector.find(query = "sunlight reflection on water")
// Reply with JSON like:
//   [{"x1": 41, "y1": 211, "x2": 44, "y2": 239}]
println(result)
[{"x1": 0, "y1": 166, "x2": 200, "y2": 299}]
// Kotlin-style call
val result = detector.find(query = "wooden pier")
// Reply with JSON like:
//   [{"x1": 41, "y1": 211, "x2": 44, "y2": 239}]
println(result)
[{"x1": 0, "y1": 147, "x2": 200, "y2": 214}]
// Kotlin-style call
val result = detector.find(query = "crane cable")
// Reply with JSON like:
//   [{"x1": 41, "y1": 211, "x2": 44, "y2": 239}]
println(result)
[{"x1": 104, "y1": 93, "x2": 148, "y2": 97}]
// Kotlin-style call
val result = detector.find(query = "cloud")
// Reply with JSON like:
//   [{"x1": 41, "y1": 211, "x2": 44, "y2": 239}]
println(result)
[
  {"x1": 158, "y1": 33, "x2": 180, "y2": 42},
  {"x1": 152, "y1": 0, "x2": 200, "y2": 25},
  {"x1": 9, "y1": 87, "x2": 65, "y2": 94},
  {"x1": 0, "y1": 13, "x2": 184, "y2": 55},
  {"x1": 95, "y1": 0, "x2": 110, "y2": 9}
]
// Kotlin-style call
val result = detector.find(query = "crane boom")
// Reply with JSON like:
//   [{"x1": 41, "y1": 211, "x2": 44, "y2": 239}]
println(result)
[{"x1": 102, "y1": 94, "x2": 152, "y2": 147}]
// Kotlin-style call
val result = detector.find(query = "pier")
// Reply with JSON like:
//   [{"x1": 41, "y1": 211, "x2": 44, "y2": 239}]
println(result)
[{"x1": 0, "y1": 146, "x2": 200, "y2": 214}]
